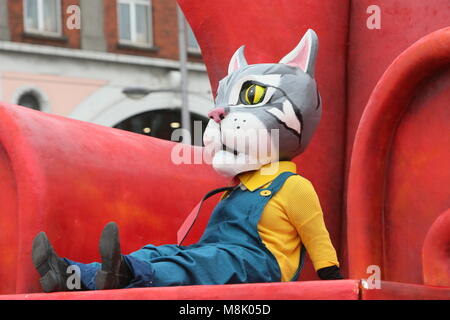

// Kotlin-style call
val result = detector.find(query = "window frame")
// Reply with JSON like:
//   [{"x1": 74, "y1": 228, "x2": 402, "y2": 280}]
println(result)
[
  {"x1": 117, "y1": 0, "x2": 154, "y2": 48},
  {"x1": 186, "y1": 23, "x2": 201, "y2": 55},
  {"x1": 23, "y1": 0, "x2": 63, "y2": 37}
]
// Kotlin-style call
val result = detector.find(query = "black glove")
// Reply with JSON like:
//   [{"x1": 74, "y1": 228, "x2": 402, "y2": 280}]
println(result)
[{"x1": 317, "y1": 265, "x2": 344, "y2": 280}]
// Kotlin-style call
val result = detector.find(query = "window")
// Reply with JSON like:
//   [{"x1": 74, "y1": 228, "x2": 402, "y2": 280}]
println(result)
[
  {"x1": 24, "y1": 0, "x2": 62, "y2": 36},
  {"x1": 114, "y1": 109, "x2": 209, "y2": 146},
  {"x1": 18, "y1": 93, "x2": 41, "y2": 110},
  {"x1": 187, "y1": 24, "x2": 201, "y2": 54},
  {"x1": 118, "y1": 0, "x2": 153, "y2": 47}
]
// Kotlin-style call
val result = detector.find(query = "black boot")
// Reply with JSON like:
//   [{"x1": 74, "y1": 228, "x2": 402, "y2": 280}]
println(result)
[
  {"x1": 95, "y1": 222, "x2": 132, "y2": 290},
  {"x1": 32, "y1": 232, "x2": 72, "y2": 293}
]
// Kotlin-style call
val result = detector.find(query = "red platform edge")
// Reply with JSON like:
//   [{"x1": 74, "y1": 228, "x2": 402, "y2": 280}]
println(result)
[
  {"x1": 0, "y1": 280, "x2": 361, "y2": 300},
  {"x1": 0, "y1": 280, "x2": 448, "y2": 300}
]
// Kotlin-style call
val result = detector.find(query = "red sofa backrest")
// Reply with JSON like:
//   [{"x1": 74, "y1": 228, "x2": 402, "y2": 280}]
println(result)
[
  {"x1": 180, "y1": 0, "x2": 450, "y2": 285},
  {"x1": 179, "y1": 0, "x2": 351, "y2": 281}
]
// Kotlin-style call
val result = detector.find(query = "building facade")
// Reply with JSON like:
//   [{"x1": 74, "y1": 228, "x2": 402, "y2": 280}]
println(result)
[{"x1": 0, "y1": 0, "x2": 213, "y2": 144}]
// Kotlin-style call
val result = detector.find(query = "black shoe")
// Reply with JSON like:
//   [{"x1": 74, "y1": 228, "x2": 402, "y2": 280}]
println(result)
[
  {"x1": 32, "y1": 232, "x2": 71, "y2": 293},
  {"x1": 95, "y1": 222, "x2": 132, "y2": 290}
]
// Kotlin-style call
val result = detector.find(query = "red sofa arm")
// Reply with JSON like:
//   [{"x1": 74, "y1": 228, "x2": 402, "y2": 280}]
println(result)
[{"x1": 0, "y1": 103, "x2": 226, "y2": 294}]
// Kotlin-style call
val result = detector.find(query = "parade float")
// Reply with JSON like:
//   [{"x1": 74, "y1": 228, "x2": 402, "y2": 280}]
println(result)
[{"x1": 0, "y1": 0, "x2": 448, "y2": 299}]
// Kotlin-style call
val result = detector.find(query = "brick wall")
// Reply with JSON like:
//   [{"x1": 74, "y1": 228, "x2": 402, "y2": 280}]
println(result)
[
  {"x1": 104, "y1": 0, "x2": 202, "y2": 62},
  {"x1": 8, "y1": 0, "x2": 81, "y2": 48},
  {"x1": 7, "y1": 0, "x2": 202, "y2": 63}
]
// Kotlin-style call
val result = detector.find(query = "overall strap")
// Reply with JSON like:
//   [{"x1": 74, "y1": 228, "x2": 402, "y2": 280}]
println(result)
[
  {"x1": 177, "y1": 186, "x2": 238, "y2": 246},
  {"x1": 178, "y1": 171, "x2": 297, "y2": 246},
  {"x1": 290, "y1": 245, "x2": 307, "y2": 281},
  {"x1": 264, "y1": 171, "x2": 297, "y2": 193}
]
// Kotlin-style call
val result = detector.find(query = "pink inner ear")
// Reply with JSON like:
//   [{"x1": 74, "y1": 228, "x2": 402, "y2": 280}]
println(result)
[
  {"x1": 233, "y1": 58, "x2": 239, "y2": 72},
  {"x1": 287, "y1": 38, "x2": 310, "y2": 71}
]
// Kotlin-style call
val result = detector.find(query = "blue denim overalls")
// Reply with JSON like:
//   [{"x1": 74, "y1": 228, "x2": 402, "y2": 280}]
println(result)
[{"x1": 66, "y1": 171, "x2": 305, "y2": 289}]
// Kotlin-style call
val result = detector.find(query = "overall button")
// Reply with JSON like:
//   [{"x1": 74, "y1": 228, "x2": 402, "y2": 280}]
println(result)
[{"x1": 260, "y1": 190, "x2": 272, "y2": 196}]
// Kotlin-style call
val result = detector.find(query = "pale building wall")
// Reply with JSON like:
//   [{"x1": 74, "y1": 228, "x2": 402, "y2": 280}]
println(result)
[
  {"x1": 0, "y1": 41, "x2": 213, "y2": 128},
  {"x1": 3, "y1": 72, "x2": 107, "y2": 116}
]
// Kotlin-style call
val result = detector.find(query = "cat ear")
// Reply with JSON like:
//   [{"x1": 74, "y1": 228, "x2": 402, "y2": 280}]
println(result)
[
  {"x1": 228, "y1": 46, "x2": 248, "y2": 75},
  {"x1": 279, "y1": 29, "x2": 318, "y2": 77}
]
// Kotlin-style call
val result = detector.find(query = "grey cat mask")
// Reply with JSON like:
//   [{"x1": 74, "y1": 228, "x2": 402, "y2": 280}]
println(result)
[{"x1": 203, "y1": 29, "x2": 322, "y2": 177}]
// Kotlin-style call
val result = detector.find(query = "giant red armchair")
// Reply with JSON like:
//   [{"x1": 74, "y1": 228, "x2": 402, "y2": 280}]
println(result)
[{"x1": 0, "y1": 0, "x2": 449, "y2": 299}]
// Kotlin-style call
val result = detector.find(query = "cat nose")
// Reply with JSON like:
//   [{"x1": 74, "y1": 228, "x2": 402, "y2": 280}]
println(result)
[{"x1": 208, "y1": 107, "x2": 227, "y2": 123}]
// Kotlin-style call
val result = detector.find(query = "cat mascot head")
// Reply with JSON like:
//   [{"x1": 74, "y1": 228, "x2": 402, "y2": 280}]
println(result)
[{"x1": 203, "y1": 29, "x2": 321, "y2": 177}]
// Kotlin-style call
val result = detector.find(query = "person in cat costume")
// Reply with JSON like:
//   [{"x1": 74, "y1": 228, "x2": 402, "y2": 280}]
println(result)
[{"x1": 32, "y1": 29, "x2": 343, "y2": 292}]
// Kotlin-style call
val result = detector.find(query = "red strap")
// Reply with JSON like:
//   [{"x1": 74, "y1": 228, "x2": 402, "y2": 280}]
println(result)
[{"x1": 177, "y1": 201, "x2": 202, "y2": 245}]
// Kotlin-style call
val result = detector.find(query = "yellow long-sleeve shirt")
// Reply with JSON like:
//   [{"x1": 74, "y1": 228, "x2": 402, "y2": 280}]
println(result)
[{"x1": 236, "y1": 161, "x2": 339, "y2": 281}]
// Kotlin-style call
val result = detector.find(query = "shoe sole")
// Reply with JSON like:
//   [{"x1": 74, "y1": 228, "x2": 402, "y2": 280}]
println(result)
[
  {"x1": 31, "y1": 232, "x2": 67, "y2": 293},
  {"x1": 96, "y1": 222, "x2": 121, "y2": 290}
]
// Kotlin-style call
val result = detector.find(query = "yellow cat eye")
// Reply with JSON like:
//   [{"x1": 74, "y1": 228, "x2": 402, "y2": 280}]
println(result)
[{"x1": 242, "y1": 84, "x2": 267, "y2": 105}]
